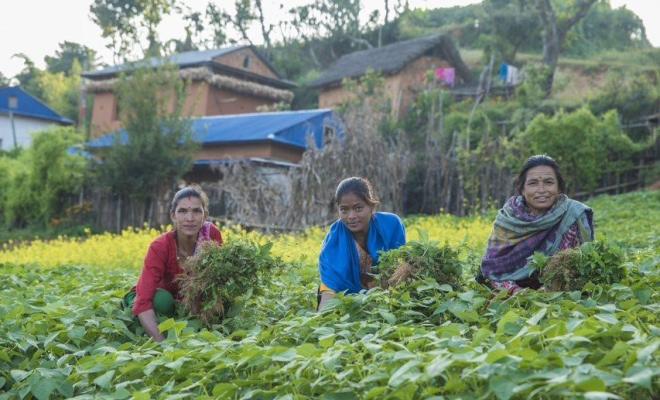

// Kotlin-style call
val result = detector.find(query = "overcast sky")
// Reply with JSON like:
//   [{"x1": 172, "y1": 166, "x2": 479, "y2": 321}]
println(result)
[{"x1": 1, "y1": 0, "x2": 658, "y2": 78}]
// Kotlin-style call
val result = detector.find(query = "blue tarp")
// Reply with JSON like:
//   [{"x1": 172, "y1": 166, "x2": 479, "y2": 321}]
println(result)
[
  {"x1": 87, "y1": 109, "x2": 344, "y2": 150},
  {"x1": 0, "y1": 86, "x2": 73, "y2": 124}
]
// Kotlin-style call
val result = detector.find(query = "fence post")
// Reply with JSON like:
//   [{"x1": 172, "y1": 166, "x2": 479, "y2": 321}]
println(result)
[{"x1": 116, "y1": 196, "x2": 122, "y2": 233}]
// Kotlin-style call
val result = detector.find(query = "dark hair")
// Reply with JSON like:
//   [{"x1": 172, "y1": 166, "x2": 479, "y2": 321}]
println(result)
[
  {"x1": 335, "y1": 177, "x2": 379, "y2": 207},
  {"x1": 170, "y1": 185, "x2": 209, "y2": 214},
  {"x1": 514, "y1": 154, "x2": 566, "y2": 194}
]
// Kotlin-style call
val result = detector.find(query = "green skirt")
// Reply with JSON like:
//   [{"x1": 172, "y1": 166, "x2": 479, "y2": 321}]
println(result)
[{"x1": 122, "y1": 288, "x2": 175, "y2": 317}]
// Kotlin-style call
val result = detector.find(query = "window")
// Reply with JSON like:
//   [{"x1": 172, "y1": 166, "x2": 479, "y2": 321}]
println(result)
[
  {"x1": 8, "y1": 96, "x2": 18, "y2": 109},
  {"x1": 323, "y1": 126, "x2": 335, "y2": 145},
  {"x1": 243, "y1": 55, "x2": 251, "y2": 69}
]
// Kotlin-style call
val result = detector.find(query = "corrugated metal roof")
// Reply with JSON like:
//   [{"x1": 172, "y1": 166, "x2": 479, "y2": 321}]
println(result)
[
  {"x1": 193, "y1": 157, "x2": 299, "y2": 169},
  {"x1": 86, "y1": 109, "x2": 344, "y2": 151},
  {"x1": 83, "y1": 46, "x2": 246, "y2": 78},
  {"x1": 0, "y1": 86, "x2": 73, "y2": 125}
]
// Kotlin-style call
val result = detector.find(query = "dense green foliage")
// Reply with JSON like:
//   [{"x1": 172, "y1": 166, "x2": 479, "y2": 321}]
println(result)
[
  {"x1": 378, "y1": 238, "x2": 463, "y2": 290},
  {"x1": 534, "y1": 241, "x2": 627, "y2": 291},
  {"x1": 520, "y1": 108, "x2": 641, "y2": 193},
  {"x1": 0, "y1": 191, "x2": 657, "y2": 398},
  {"x1": 588, "y1": 71, "x2": 660, "y2": 130},
  {"x1": 396, "y1": 0, "x2": 650, "y2": 58},
  {"x1": 179, "y1": 239, "x2": 285, "y2": 326},
  {"x1": 0, "y1": 127, "x2": 87, "y2": 229},
  {"x1": 44, "y1": 41, "x2": 98, "y2": 75},
  {"x1": 399, "y1": 72, "x2": 654, "y2": 214},
  {"x1": 11, "y1": 54, "x2": 85, "y2": 124}
]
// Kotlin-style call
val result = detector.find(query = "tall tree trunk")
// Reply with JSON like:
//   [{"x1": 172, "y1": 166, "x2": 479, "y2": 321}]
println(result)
[
  {"x1": 308, "y1": 43, "x2": 321, "y2": 68},
  {"x1": 379, "y1": 0, "x2": 390, "y2": 48},
  {"x1": 536, "y1": 0, "x2": 560, "y2": 98},
  {"x1": 254, "y1": 0, "x2": 272, "y2": 50},
  {"x1": 536, "y1": 0, "x2": 596, "y2": 97}
]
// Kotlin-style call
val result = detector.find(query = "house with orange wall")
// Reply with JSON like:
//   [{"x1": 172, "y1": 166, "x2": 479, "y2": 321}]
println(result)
[
  {"x1": 310, "y1": 34, "x2": 473, "y2": 119},
  {"x1": 79, "y1": 46, "x2": 349, "y2": 171},
  {"x1": 82, "y1": 46, "x2": 296, "y2": 139}
]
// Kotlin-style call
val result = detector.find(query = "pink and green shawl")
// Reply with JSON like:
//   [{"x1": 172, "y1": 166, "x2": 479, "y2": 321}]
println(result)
[{"x1": 481, "y1": 194, "x2": 594, "y2": 282}]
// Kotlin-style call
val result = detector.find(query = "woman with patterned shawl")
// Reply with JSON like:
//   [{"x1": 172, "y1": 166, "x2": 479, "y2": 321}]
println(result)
[
  {"x1": 317, "y1": 177, "x2": 406, "y2": 310},
  {"x1": 479, "y1": 155, "x2": 594, "y2": 293}
]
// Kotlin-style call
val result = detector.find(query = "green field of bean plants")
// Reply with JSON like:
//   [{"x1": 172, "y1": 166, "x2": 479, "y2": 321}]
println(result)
[{"x1": 0, "y1": 191, "x2": 658, "y2": 399}]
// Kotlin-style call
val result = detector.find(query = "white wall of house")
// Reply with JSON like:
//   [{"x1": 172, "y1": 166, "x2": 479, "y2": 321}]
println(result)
[{"x1": 0, "y1": 114, "x2": 61, "y2": 150}]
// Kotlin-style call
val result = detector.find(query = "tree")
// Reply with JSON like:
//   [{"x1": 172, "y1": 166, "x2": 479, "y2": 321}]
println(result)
[
  {"x1": 564, "y1": 2, "x2": 651, "y2": 55},
  {"x1": 165, "y1": 8, "x2": 204, "y2": 53},
  {"x1": 45, "y1": 41, "x2": 98, "y2": 74},
  {"x1": 95, "y1": 66, "x2": 197, "y2": 227},
  {"x1": 396, "y1": 4, "x2": 482, "y2": 47},
  {"x1": 535, "y1": 0, "x2": 597, "y2": 97},
  {"x1": 11, "y1": 54, "x2": 82, "y2": 124},
  {"x1": 519, "y1": 107, "x2": 638, "y2": 192},
  {"x1": 3, "y1": 127, "x2": 87, "y2": 228},
  {"x1": 90, "y1": 0, "x2": 175, "y2": 61},
  {"x1": 588, "y1": 71, "x2": 660, "y2": 140},
  {"x1": 482, "y1": 0, "x2": 539, "y2": 63},
  {"x1": 254, "y1": 0, "x2": 274, "y2": 50},
  {"x1": 13, "y1": 54, "x2": 45, "y2": 100},
  {"x1": 377, "y1": 0, "x2": 408, "y2": 47},
  {"x1": 204, "y1": 0, "x2": 273, "y2": 51},
  {"x1": 36, "y1": 61, "x2": 83, "y2": 123},
  {"x1": 205, "y1": 3, "x2": 230, "y2": 47},
  {"x1": 225, "y1": 0, "x2": 257, "y2": 46},
  {"x1": 284, "y1": 0, "x2": 380, "y2": 66},
  {"x1": 0, "y1": 72, "x2": 10, "y2": 87}
]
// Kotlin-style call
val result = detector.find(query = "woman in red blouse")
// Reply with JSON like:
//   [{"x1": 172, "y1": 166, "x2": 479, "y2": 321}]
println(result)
[{"x1": 129, "y1": 185, "x2": 222, "y2": 342}]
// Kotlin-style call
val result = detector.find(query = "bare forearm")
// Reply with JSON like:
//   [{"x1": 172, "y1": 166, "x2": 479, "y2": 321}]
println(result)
[{"x1": 137, "y1": 309, "x2": 165, "y2": 342}]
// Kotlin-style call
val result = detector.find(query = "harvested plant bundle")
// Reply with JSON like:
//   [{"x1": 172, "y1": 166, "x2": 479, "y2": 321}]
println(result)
[
  {"x1": 377, "y1": 241, "x2": 462, "y2": 289},
  {"x1": 177, "y1": 239, "x2": 284, "y2": 326},
  {"x1": 534, "y1": 241, "x2": 626, "y2": 291}
]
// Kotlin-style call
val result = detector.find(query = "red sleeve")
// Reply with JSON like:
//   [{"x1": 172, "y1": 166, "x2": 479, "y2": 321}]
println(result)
[
  {"x1": 210, "y1": 223, "x2": 223, "y2": 246},
  {"x1": 133, "y1": 236, "x2": 169, "y2": 316}
]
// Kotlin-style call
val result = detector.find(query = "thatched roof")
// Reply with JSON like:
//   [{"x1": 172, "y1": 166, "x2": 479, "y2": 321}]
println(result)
[
  {"x1": 84, "y1": 67, "x2": 294, "y2": 103},
  {"x1": 310, "y1": 34, "x2": 473, "y2": 88}
]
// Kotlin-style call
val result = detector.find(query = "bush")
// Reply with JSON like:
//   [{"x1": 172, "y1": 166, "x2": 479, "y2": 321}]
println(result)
[
  {"x1": 519, "y1": 107, "x2": 640, "y2": 193},
  {"x1": 3, "y1": 127, "x2": 87, "y2": 228},
  {"x1": 588, "y1": 71, "x2": 659, "y2": 140}
]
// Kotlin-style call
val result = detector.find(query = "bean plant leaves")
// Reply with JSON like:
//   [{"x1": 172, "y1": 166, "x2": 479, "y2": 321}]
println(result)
[
  {"x1": 93, "y1": 370, "x2": 116, "y2": 388},
  {"x1": 0, "y1": 191, "x2": 657, "y2": 398},
  {"x1": 489, "y1": 375, "x2": 516, "y2": 400}
]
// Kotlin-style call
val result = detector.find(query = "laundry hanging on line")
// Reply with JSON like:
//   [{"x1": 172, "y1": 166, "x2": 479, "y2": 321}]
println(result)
[
  {"x1": 499, "y1": 63, "x2": 521, "y2": 85},
  {"x1": 435, "y1": 67, "x2": 456, "y2": 87}
]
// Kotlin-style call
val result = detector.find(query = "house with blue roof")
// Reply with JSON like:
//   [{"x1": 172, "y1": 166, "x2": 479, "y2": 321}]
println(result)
[
  {"x1": 82, "y1": 45, "x2": 297, "y2": 138},
  {"x1": 87, "y1": 108, "x2": 344, "y2": 181},
  {"x1": 0, "y1": 86, "x2": 73, "y2": 151},
  {"x1": 82, "y1": 45, "x2": 348, "y2": 182}
]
